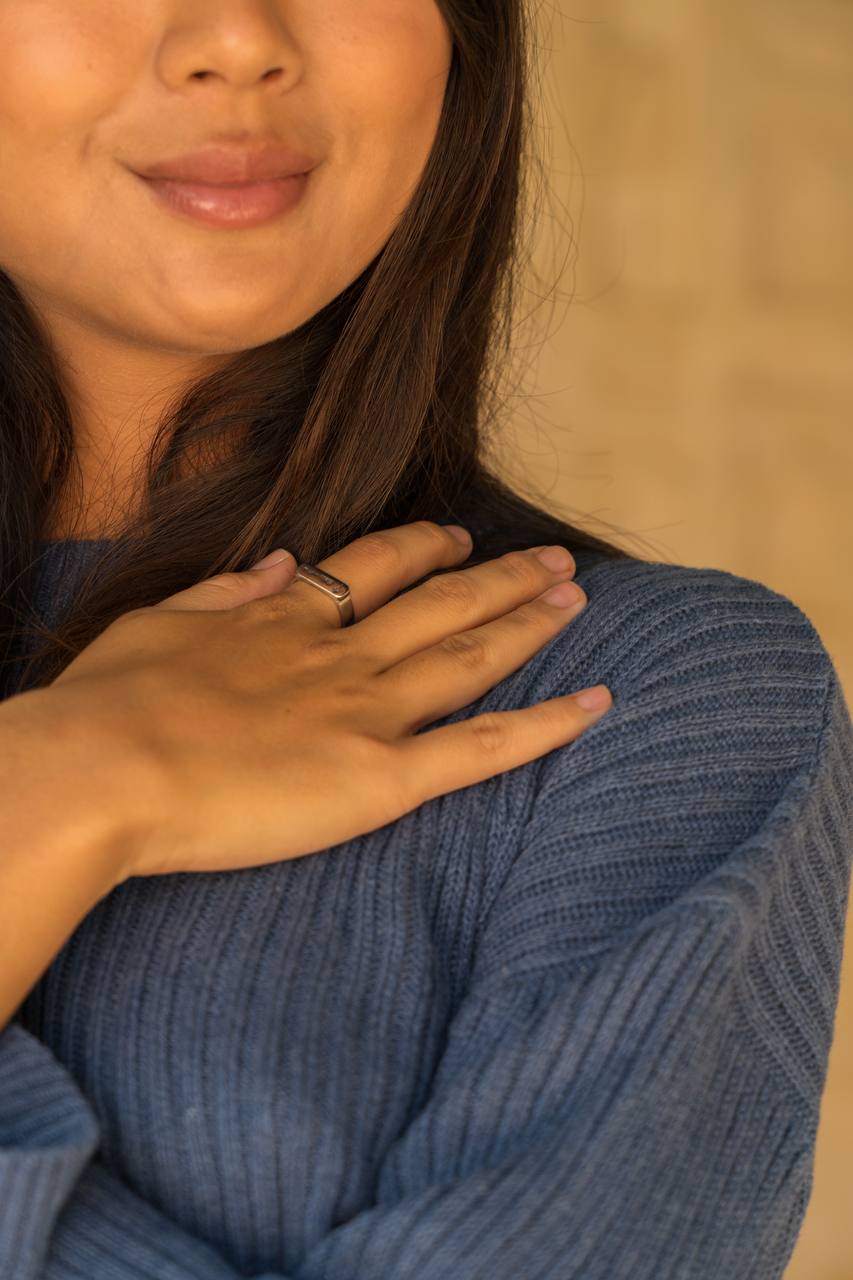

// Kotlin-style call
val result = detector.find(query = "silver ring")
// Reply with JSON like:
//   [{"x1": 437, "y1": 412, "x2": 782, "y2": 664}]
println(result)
[{"x1": 293, "y1": 563, "x2": 355, "y2": 628}]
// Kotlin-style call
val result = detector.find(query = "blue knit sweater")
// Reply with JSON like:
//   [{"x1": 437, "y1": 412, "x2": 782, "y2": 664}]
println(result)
[{"x1": 1, "y1": 534, "x2": 852, "y2": 1280}]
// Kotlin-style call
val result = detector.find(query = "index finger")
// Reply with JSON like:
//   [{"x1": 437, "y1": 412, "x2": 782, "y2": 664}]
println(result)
[{"x1": 271, "y1": 520, "x2": 475, "y2": 631}]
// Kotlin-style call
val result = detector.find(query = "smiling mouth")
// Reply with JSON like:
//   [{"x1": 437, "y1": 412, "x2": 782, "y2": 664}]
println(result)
[{"x1": 135, "y1": 170, "x2": 313, "y2": 229}]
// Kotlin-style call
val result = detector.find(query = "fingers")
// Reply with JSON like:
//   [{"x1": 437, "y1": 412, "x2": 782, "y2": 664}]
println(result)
[
  {"x1": 349, "y1": 545, "x2": 578, "y2": 668},
  {"x1": 249, "y1": 521, "x2": 475, "y2": 632},
  {"x1": 152, "y1": 551, "x2": 298, "y2": 613},
  {"x1": 378, "y1": 581, "x2": 589, "y2": 729},
  {"x1": 393, "y1": 690, "x2": 613, "y2": 809}
]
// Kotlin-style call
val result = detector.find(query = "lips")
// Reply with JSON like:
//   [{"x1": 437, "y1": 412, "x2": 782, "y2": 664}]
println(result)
[
  {"x1": 137, "y1": 171, "x2": 312, "y2": 229},
  {"x1": 135, "y1": 141, "x2": 319, "y2": 186}
]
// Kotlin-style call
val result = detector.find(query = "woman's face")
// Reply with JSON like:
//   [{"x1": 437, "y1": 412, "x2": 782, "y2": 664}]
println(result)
[{"x1": 0, "y1": 1, "x2": 453, "y2": 357}]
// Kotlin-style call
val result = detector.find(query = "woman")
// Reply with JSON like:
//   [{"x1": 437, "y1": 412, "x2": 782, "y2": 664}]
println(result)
[{"x1": 0, "y1": 2, "x2": 851, "y2": 1277}]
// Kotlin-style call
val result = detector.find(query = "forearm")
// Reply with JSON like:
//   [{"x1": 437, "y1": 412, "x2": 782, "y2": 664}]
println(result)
[{"x1": 0, "y1": 688, "x2": 128, "y2": 1031}]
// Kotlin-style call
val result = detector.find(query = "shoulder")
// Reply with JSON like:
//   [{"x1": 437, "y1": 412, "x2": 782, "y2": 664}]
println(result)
[
  {"x1": 508, "y1": 553, "x2": 841, "y2": 784},
  {"x1": 520, "y1": 551, "x2": 847, "y2": 818},
  {"x1": 529, "y1": 552, "x2": 836, "y2": 706},
  {"x1": 470, "y1": 553, "x2": 853, "y2": 982}
]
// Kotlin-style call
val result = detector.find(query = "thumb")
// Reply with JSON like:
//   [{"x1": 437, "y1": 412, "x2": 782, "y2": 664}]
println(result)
[{"x1": 153, "y1": 548, "x2": 298, "y2": 613}]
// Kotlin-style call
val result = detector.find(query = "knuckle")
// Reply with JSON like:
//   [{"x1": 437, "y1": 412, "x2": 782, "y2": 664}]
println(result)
[
  {"x1": 417, "y1": 520, "x2": 455, "y2": 552},
  {"x1": 470, "y1": 711, "x2": 511, "y2": 756},
  {"x1": 304, "y1": 631, "x2": 347, "y2": 666},
  {"x1": 501, "y1": 549, "x2": 542, "y2": 589},
  {"x1": 200, "y1": 574, "x2": 248, "y2": 604},
  {"x1": 440, "y1": 630, "x2": 489, "y2": 672},
  {"x1": 357, "y1": 530, "x2": 405, "y2": 572},
  {"x1": 536, "y1": 698, "x2": 574, "y2": 732},
  {"x1": 422, "y1": 570, "x2": 478, "y2": 613},
  {"x1": 361, "y1": 734, "x2": 422, "y2": 815},
  {"x1": 502, "y1": 601, "x2": 547, "y2": 631}
]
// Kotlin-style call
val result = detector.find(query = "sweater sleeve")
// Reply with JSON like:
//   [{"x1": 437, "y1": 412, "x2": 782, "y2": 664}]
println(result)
[{"x1": 2, "y1": 574, "x2": 852, "y2": 1280}]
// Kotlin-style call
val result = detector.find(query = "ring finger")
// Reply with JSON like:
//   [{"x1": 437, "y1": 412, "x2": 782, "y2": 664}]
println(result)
[
  {"x1": 377, "y1": 580, "x2": 588, "y2": 733},
  {"x1": 349, "y1": 546, "x2": 579, "y2": 669}
]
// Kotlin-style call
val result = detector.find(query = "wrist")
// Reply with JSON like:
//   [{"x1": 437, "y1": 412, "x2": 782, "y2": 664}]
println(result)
[{"x1": 0, "y1": 685, "x2": 142, "y2": 894}]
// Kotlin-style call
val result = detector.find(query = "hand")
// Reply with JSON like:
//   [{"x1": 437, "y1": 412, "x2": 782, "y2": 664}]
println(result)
[{"x1": 43, "y1": 521, "x2": 609, "y2": 882}]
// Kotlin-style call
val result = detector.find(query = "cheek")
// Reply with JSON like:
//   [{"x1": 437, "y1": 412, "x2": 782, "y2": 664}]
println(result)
[
  {"x1": 0, "y1": 7, "x2": 125, "y2": 140},
  {"x1": 0, "y1": 7, "x2": 129, "y2": 276},
  {"x1": 312, "y1": 17, "x2": 451, "y2": 274},
  {"x1": 338, "y1": 6, "x2": 451, "y2": 163}
]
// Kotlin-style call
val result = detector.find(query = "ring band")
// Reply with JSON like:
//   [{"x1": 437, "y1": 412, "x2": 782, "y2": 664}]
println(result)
[{"x1": 293, "y1": 563, "x2": 355, "y2": 628}]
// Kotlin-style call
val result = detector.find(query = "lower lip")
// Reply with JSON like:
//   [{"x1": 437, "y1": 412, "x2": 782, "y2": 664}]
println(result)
[{"x1": 137, "y1": 171, "x2": 311, "y2": 228}]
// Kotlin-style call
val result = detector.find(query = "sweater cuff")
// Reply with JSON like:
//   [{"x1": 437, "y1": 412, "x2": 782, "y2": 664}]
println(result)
[{"x1": 0, "y1": 1021, "x2": 99, "y2": 1277}]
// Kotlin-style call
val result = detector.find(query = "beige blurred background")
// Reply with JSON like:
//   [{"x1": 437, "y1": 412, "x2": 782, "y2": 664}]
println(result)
[{"x1": 495, "y1": 1, "x2": 853, "y2": 1275}]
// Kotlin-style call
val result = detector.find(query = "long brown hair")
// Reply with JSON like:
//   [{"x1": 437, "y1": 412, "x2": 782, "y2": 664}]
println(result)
[{"x1": 1, "y1": 0, "x2": 658, "y2": 697}]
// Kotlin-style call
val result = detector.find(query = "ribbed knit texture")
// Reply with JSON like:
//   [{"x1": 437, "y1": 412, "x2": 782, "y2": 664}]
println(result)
[{"x1": 1, "y1": 533, "x2": 851, "y2": 1279}]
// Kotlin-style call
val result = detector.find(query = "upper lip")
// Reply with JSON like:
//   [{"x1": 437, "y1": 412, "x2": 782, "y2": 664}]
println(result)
[{"x1": 134, "y1": 142, "x2": 318, "y2": 186}]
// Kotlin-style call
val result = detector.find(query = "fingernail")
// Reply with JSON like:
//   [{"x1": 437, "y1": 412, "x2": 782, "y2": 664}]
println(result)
[
  {"x1": 535, "y1": 546, "x2": 574, "y2": 572},
  {"x1": 574, "y1": 685, "x2": 612, "y2": 712},
  {"x1": 251, "y1": 548, "x2": 292, "y2": 571},
  {"x1": 445, "y1": 525, "x2": 472, "y2": 546}
]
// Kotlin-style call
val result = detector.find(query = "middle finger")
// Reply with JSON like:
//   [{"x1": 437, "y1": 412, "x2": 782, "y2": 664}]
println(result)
[
  {"x1": 351, "y1": 547, "x2": 578, "y2": 670},
  {"x1": 377, "y1": 577, "x2": 589, "y2": 732}
]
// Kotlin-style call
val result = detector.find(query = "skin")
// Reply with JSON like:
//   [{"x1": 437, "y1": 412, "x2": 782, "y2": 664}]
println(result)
[{"x1": 0, "y1": 0, "x2": 453, "y2": 537}]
